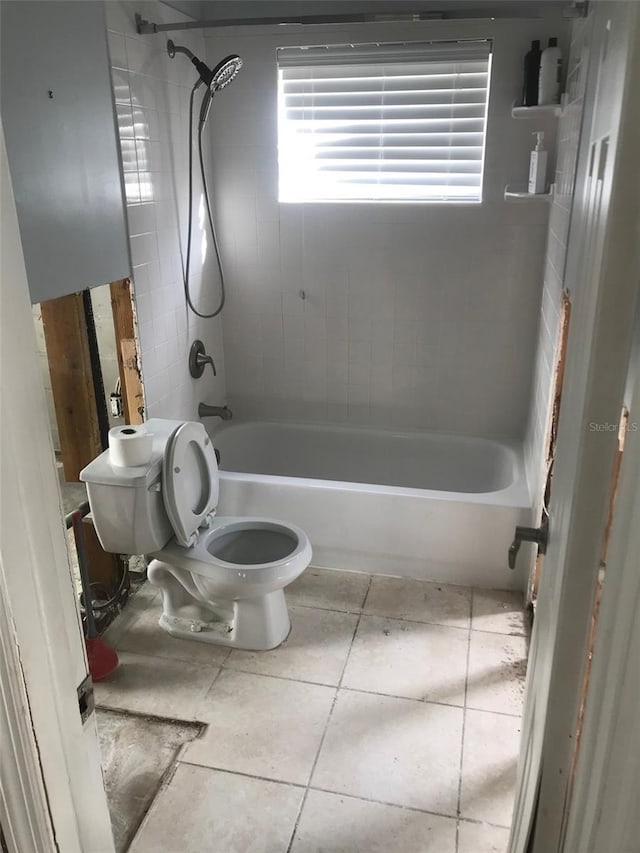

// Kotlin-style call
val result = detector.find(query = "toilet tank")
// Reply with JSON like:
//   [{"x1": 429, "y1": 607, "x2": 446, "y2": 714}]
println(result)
[{"x1": 80, "y1": 419, "x2": 182, "y2": 555}]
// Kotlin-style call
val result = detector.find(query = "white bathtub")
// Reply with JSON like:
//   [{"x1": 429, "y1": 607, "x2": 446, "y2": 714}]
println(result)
[{"x1": 210, "y1": 421, "x2": 534, "y2": 590}]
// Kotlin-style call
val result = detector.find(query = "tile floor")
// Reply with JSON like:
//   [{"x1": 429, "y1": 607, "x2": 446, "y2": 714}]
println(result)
[{"x1": 96, "y1": 568, "x2": 528, "y2": 853}]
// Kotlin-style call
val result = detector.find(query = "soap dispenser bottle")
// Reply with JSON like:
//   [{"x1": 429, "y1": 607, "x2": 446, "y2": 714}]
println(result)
[{"x1": 528, "y1": 132, "x2": 547, "y2": 194}]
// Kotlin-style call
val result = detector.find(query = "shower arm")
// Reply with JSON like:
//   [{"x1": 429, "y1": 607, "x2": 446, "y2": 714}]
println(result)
[
  {"x1": 168, "y1": 41, "x2": 195, "y2": 61},
  {"x1": 167, "y1": 39, "x2": 213, "y2": 88}
]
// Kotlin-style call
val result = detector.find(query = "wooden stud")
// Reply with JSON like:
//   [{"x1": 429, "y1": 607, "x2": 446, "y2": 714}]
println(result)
[
  {"x1": 531, "y1": 293, "x2": 573, "y2": 605},
  {"x1": 40, "y1": 292, "x2": 102, "y2": 481},
  {"x1": 120, "y1": 338, "x2": 144, "y2": 424},
  {"x1": 109, "y1": 278, "x2": 144, "y2": 423},
  {"x1": 568, "y1": 405, "x2": 629, "y2": 801}
]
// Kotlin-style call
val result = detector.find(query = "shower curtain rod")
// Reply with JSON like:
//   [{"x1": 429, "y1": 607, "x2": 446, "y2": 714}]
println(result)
[{"x1": 135, "y1": 3, "x2": 586, "y2": 34}]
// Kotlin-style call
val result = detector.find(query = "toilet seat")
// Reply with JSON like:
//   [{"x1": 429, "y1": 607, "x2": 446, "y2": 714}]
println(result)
[{"x1": 162, "y1": 421, "x2": 219, "y2": 547}]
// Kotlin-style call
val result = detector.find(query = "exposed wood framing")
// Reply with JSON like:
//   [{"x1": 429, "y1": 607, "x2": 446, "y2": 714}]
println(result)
[
  {"x1": 531, "y1": 292, "x2": 573, "y2": 603},
  {"x1": 40, "y1": 290, "x2": 124, "y2": 592},
  {"x1": 40, "y1": 292, "x2": 102, "y2": 481},
  {"x1": 548, "y1": 292, "x2": 573, "y2": 465},
  {"x1": 109, "y1": 278, "x2": 144, "y2": 423},
  {"x1": 600, "y1": 408, "x2": 629, "y2": 563},
  {"x1": 566, "y1": 407, "x2": 629, "y2": 818},
  {"x1": 120, "y1": 338, "x2": 144, "y2": 424}
]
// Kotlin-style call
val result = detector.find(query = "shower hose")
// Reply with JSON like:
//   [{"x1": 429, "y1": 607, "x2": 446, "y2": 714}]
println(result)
[{"x1": 183, "y1": 81, "x2": 226, "y2": 318}]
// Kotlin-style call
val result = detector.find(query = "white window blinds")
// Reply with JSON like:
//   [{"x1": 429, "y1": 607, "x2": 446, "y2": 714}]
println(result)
[{"x1": 277, "y1": 40, "x2": 492, "y2": 203}]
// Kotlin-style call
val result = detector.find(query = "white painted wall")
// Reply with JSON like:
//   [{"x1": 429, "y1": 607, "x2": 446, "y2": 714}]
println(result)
[
  {"x1": 204, "y1": 18, "x2": 567, "y2": 436},
  {"x1": 106, "y1": 1, "x2": 227, "y2": 420},
  {"x1": 524, "y1": 11, "x2": 594, "y2": 503}
]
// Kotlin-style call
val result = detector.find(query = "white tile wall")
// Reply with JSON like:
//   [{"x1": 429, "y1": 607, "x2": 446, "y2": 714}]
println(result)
[
  {"x1": 524, "y1": 12, "x2": 594, "y2": 502},
  {"x1": 106, "y1": 1, "x2": 227, "y2": 421},
  {"x1": 204, "y1": 19, "x2": 568, "y2": 437}
]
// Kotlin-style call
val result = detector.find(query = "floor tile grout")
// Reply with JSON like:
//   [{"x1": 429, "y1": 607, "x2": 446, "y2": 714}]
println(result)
[
  {"x1": 455, "y1": 592, "x2": 474, "y2": 853},
  {"x1": 172, "y1": 760, "x2": 513, "y2": 831},
  {"x1": 285, "y1": 574, "x2": 373, "y2": 853},
  {"x1": 470, "y1": 626, "x2": 530, "y2": 639},
  {"x1": 267, "y1": 601, "x2": 527, "y2": 638},
  {"x1": 177, "y1": 759, "x2": 308, "y2": 790}
]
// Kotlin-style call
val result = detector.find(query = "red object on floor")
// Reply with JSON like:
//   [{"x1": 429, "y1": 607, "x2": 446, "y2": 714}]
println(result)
[{"x1": 85, "y1": 636, "x2": 119, "y2": 681}]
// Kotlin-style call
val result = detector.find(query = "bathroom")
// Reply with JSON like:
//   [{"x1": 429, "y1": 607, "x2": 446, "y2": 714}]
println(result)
[{"x1": 3, "y1": 1, "x2": 639, "y2": 852}]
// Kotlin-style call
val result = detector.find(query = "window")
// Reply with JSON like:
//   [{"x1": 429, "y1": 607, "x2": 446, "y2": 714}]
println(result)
[{"x1": 277, "y1": 40, "x2": 492, "y2": 203}]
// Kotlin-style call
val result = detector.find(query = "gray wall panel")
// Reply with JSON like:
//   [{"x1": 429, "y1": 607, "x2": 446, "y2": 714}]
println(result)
[{"x1": 1, "y1": 1, "x2": 130, "y2": 303}]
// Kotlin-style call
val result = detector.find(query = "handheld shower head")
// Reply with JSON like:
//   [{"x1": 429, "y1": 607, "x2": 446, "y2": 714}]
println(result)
[
  {"x1": 167, "y1": 41, "x2": 242, "y2": 94},
  {"x1": 197, "y1": 55, "x2": 243, "y2": 128},
  {"x1": 210, "y1": 55, "x2": 243, "y2": 91}
]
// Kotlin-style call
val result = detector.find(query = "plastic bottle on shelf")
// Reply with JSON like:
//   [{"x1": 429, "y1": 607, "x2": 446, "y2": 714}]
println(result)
[
  {"x1": 528, "y1": 132, "x2": 548, "y2": 194},
  {"x1": 538, "y1": 37, "x2": 562, "y2": 105},
  {"x1": 522, "y1": 40, "x2": 542, "y2": 106}
]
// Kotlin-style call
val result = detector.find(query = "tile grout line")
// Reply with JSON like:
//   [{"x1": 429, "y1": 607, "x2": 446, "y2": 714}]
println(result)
[
  {"x1": 207, "y1": 664, "x2": 523, "y2": 720},
  {"x1": 254, "y1": 600, "x2": 528, "y2": 639},
  {"x1": 455, "y1": 589, "x2": 474, "y2": 853},
  {"x1": 292, "y1": 600, "x2": 509, "y2": 632},
  {"x1": 285, "y1": 573, "x2": 373, "y2": 853},
  {"x1": 176, "y1": 759, "x2": 512, "y2": 830},
  {"x1": 177, "y1": 760, "x2": 308, "y2": 790}
]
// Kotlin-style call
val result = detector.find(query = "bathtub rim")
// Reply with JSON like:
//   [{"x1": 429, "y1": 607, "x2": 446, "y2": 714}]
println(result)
[{"x1": 210, "y1": 419, "x2": 533, "y2": 509}]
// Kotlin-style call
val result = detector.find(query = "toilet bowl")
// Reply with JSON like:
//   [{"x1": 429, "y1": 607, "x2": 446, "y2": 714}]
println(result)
[
  {"x1": 148, "y1": 516, "x2": 311, "y2": 649},
  {"x1": 80, "y1": 418, "x2": 312, "y2": 650}
]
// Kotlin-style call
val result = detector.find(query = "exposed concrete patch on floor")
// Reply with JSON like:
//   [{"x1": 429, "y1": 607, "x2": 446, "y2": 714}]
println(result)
[{"x1": 96, "y1": 708, "x2": 203, "y2": 852}]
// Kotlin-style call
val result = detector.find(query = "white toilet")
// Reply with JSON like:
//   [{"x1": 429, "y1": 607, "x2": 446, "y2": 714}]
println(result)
[{"x1": 80, "y1": 418, "x2": 312, "y2": 650}]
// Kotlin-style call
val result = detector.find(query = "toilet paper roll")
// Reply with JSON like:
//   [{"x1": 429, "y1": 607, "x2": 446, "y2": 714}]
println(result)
[{"x1": 108, "y1": 426, "x2": 154, "y2": 467}]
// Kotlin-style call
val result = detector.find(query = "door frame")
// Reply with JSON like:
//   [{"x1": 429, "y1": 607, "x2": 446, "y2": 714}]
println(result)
[
  {"x1": 561, "y1": 8, "x2": 640, "y2": 845},
  {"x1": 0, "y1": 124, "x2": 114, "y2": 853},
  {"x1": 511, "y1": 3, "x2": 640, "y2": 851},
  {"x1": 0, "y1": 574, "x2": 56, "y2": 852},
  {"x1": 563, "y1": 317, "x2": 640, "y2": 850}
]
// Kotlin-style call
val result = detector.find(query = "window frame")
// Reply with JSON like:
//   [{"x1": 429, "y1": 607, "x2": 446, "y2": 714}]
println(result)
[{"x1": 277, "y1": 38, "x2": 493, "y2": 205}]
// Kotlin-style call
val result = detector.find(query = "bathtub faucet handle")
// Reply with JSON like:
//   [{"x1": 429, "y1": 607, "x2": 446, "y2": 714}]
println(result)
[
  {"x1": 189, "y1": 340, "x2": 216, "y2": 378},
  {"x1": 508, "y1": 516, "x2": 549, "y2": 569}
]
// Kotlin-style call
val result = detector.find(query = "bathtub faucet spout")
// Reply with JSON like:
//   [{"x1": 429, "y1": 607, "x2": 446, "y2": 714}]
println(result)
[{"x1": 199, "y1": 403, "x2": 233, "y2": 420}]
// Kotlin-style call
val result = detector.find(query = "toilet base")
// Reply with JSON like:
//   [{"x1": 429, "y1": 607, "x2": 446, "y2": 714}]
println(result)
[{"x1": 148, "y1": 559, "x2": 292, "y2": 650}]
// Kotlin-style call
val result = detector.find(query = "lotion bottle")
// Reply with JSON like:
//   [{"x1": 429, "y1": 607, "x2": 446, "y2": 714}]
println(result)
[
  {"x1": 528, "y1": 132, "x2": 547, "y2": 194},
  {"x1": 538, "y1": 37, "x2": 562, "y2": 105}
]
